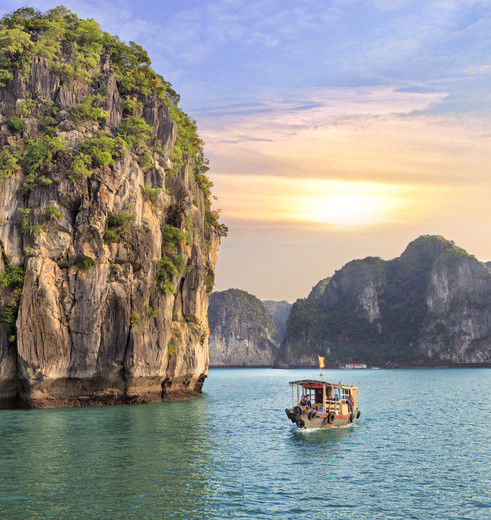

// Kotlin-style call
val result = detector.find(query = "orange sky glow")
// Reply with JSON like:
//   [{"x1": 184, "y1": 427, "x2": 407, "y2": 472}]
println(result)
[{"x1": 199, "y1": 87, "x2": 491, "y2": 300}]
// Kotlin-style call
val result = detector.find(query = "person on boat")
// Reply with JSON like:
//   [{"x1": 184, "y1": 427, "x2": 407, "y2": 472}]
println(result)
[{"x1": 299, "y1": 394, "x2": 311, "y2": 408}]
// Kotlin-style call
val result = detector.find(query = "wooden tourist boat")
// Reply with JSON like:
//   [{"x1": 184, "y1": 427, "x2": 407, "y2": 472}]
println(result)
[{"x1": 285, "y1": 379, "x2": 361, "y2": 429}]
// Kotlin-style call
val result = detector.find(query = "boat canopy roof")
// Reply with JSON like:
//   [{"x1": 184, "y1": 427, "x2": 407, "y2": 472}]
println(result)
[{"x1": 289, "y1": 379, "x2": 357, "y2": 390}]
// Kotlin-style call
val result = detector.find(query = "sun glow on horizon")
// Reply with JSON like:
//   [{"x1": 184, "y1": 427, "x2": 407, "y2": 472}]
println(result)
[
  {"x1": 286, "y1": 180, "x2": 414, "y2": 227},
  {"x1": 214, "y1": 174, "x2": 421, "y2": 228}
]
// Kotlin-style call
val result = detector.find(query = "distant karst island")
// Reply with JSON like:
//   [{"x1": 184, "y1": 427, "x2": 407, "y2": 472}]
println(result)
[
  {"x1": 208, "y1": 289, "x2": 291, "y2": 367},
  {"x1": 209, "y1": 235, "x2": 491, "y2": 368}
]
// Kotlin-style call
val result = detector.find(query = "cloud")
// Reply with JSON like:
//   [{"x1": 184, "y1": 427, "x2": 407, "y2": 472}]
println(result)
[
  {"x1": 197, "y1": 84, "x2": 491, "y2": 265},
  {"x1": 462, "y1": 64, "x2": 491, "y2": 75},
  {"x1": 198, "y1": 86, "x2": 467, "y2": 185}
]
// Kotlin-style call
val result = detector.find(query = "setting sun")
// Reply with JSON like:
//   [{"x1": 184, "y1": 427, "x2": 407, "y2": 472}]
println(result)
[
  {"x1": 297, "y1": 193, "x2": 384, "y2": 226},
  {"x1": 288, "y1": 180, "x2": 417, "y2": 227},
  {"x1": 214, "y1": 174, "x2": 419, "y2": 228}
]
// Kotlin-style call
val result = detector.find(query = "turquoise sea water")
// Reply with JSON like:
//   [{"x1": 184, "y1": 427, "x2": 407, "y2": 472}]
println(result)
[{"x1": 0, "y1": 368, "x2": 490, "y2": 519}]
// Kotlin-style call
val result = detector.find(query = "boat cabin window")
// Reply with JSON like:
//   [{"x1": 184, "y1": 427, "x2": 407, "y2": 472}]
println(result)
[
  {"x1": 301, "y1": 387, "x2": 325, "y2": 405},
  {"x1": 301, "y1": 389, "x2": 314, "y2": 403},
  {"x1": 301, "y1": 386, "x2": 352, "y2": 403}
]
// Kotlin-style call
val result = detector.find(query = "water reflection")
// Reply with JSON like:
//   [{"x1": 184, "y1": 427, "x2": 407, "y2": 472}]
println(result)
[{"x1": 0, "y1": 397, "x2": 217, "y2": 520}]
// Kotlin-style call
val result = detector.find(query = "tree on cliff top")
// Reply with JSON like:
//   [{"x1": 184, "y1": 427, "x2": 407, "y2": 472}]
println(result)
[{"x1": 0, "y1": 5, "x2": 227, "y2": 234}]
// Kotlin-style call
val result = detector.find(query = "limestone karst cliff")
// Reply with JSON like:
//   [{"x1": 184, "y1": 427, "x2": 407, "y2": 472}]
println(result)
[
  {"x1": 279, "y1": 235, "x2": 491, "y2": 366},
  {"x1": 208, "y1": 289, "x2": 281, "y2": 366},
  {"x1": 0, "y1": 7, "x2": 224, "y2": 408}
]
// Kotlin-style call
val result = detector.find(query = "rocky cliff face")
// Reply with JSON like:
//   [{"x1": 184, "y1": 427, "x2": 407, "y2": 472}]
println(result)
[
  {"x1": 0, "y1": 8, "x2": 222, "y2": 407},
  {"x1": 208, "y1": 289, "x2": 280, "y2": 366},
  {"x1": 417, "y1": 249, "x2": 491, "y2": 363},
  {"x1": 279, "y1": 236, "x2": 491, "y2": 366}
]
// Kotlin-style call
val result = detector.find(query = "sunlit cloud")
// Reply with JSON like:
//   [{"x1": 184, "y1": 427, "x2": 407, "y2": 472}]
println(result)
[{"x1": 201, "y1": 86, "x2": 491, "y2": 202}]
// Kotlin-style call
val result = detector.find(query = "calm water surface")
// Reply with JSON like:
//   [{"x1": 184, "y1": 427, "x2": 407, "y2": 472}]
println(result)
[{"x1": 0, "y1": 368, "x2": 489, "y2": 519}]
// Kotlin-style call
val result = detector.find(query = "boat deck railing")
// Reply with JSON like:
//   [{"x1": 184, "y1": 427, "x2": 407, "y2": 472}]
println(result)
[{"x1": 309, "y1": 398, "x2": 352, "y2": 414}]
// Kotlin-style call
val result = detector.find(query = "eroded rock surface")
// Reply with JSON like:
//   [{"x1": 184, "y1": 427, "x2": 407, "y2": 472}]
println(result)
[{"x1": 0, "y1": 9, "x2": 221, "y2": 407}]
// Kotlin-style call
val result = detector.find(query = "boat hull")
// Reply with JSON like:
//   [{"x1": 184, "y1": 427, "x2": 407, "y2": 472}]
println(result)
[{"x1": 285, "y1": 408, "x2": 360, "y2": 429}]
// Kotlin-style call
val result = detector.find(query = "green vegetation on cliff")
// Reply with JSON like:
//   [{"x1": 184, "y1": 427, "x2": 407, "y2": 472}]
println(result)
[
  {"x1": 0, "y1": 4, "x2": 225, "y2": 300},
  {"x1": 0, "y1": 6, "x2": 220, "y2": 212},
  {"x1": 209, "y1": 289, "x2": 278, "y2": 338},
  {"x1": 0, "y1": 6, "x2": 223, "y2": 407}
]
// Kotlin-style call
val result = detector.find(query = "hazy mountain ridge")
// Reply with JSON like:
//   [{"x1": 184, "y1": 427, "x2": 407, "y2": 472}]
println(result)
[{"x1": 209, "y1": 236, "x2": 490, "y2": 367}]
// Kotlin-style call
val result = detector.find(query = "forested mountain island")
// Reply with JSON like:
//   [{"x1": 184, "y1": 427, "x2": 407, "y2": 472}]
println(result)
[
  {"x1": 0, "y1": 7, "x2": 225, "y2": 408},
  {"x1": 208, "y1": 289, "x2": 291, "y2": 366},
  {"x1": 210, "y1": 236, "x2": 491, "y2": 367}
]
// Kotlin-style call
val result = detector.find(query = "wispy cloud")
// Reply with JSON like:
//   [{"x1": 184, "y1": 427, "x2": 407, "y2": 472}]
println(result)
[
  {"x1": 198, "y1": 86, "x2": 490, "y2": 187},
  {"x1": 197, "y1": 84, "x2": 491, "y2": 259},
  {"x1": 200, "y1": 86, "x2": 447, "y2": 132}
]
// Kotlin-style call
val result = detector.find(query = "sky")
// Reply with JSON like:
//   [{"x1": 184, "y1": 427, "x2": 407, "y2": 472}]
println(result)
[{"x1": 2, "y1": 0, "x2": 491, "y2": 301}]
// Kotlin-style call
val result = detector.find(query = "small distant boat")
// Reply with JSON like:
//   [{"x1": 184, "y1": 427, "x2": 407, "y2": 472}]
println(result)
[
  {"x1": 341, "y1": 363, "x2": 367, "y2": 369},
  {"x1": 285, "y1": 379, "x2": 361, "y2": 429}
]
